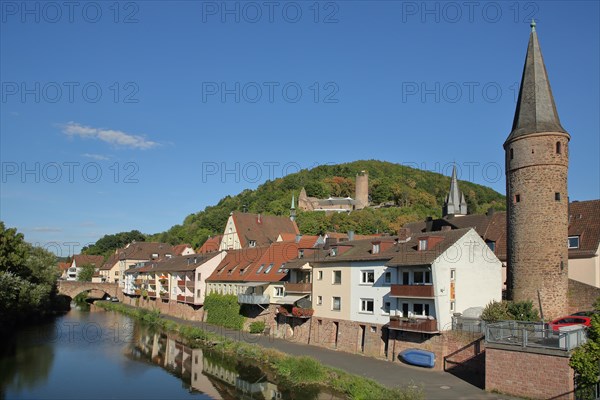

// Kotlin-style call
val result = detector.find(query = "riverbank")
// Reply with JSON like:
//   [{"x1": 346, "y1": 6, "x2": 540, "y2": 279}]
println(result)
[{"x1": 95, "y1": 301, "x2": 422, "y2": 400}]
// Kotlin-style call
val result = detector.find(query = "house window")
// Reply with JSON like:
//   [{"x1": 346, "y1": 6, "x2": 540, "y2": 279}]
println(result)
[
  {"x1": 317, "y1": 270, "x2": 323, "y2": 280},
  {"x1": 264, "y1": 263, "x2": 274, "y2": 274},
  {"x1": 383, "y1": 301, "x2": 391, "y2": 314},
  {"x1": 556, "y1": 141, "x2": 561, "y2": 154},
  {"x1": 152, "y1": 253, "x2": 159, "y2": 259},
  {"x1": 330, "y1": 247, "x2": 338, "y2": 256},
  {"x1": 274, "y1": 286, "x2": 284, "y2": 297},
  {"x1": 372, "y1": 243, "x2": 380, "y2": 254},
  {"x1": 413, "y1": 303, "x2": 430, "y2": 316},
  {"x1": 249, "y1": 240, "x2": 256, "y2": 248},
  {"x1": 332, "y1": 297, "x2": 341, "y2": 311},
  {"x1": 419, "y1": 239, "x2": 428, "y2": 251},
  {"x1": 384, "y1": 272, "x2": 391, "y2": 284},
  {"x1": 555, "y1": 192, "x2": 561, "y2": 201},
  {"x1": 333, "y1": 270, "x2": 342, "y2": 284},
  {"x1": 197, "y1": 273, "x2": 201, "y2": 282},
  {"x1": 277, "y1": 263, "x2": 286, "y2": 273},
  {"x1": 197, "y1": 289, "x2": 201, "y2": 297},
  {"x1": 486, "y1": 241, "x2": 496, "y2": 252},
  {"x1": 360, "y1": 270, "x2": 375, "y2": 284},
  {"x1": 514, "y1": 194, "x2": 521, "y2": 203},
  {"x1": 317, "y1": 296, "x2": 323, "y2": 306},
  {"x1": 370, "y1": 326, "x2": 377, "y2": 333},
  {"x1": 298, "y1": 249, "x2": 304, "y2": 258},
  {"x1": 115, "y1": 271, "x2": 119, "y2": 276},
  {"x1": 450, "y1": 301, "x2": 456, "y2": 312},
  {"x1": 256, "y1": 264, "x2": 265, "y2": 274},
  {"x1": 568, "y1": 236, "x2": 580, "y2": 249},
  {"x1": 360, "y1": 299, "x2": 374, "y2": 313},
  {"x1": 413, "y1": 270, "x2": 431, "y2": 284},
  {"x1": 450, "y1": 269, "x2": 456, "y2": 281}
]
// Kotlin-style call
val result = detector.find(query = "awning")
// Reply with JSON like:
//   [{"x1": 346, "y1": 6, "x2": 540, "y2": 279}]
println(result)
[
  {"x1": 273, "y1": 294, "x2": 308, "y2": 305},
  {"x1": 237, "y1": 282, "x2": 269, "y2": 287}
]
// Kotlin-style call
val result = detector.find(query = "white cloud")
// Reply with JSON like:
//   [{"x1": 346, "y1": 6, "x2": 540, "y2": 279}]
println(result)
[
  {"x1": 82, "y1": 153, "x2": 110, "y2": 161},
  {"x1": 61, "y1": 122, "x2": 159, "y2": 150}
]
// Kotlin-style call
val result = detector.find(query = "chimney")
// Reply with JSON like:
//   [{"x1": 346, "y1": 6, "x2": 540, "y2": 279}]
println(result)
[
  {"x1": 257, "y1": 214, "x2": 262, "y2": 224},
  {"x1": 397, "y1": 228, "x2": 411, "y2": 241},
  {"x1": 425, "y1": 216, "x2": 433, "y2": 232},
  {"x1": 347, "y1": 231, "x2": 355, "y2": 241}
]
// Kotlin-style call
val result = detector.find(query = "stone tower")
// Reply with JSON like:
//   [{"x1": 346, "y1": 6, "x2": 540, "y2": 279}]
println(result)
[
  {"x1": 505, "y1": 21, "x2": 570, "y2": 319},
  {"x1": 355, "y1": 171, "x2": 369, "y2": 210},
  {"x1": 443, "y1": 165, "x2": 468, "y2": 217}
]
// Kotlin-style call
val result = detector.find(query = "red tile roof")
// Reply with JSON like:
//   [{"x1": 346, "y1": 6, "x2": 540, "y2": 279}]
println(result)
[
  {"x1": 198, "y1": 235, "x2": 223, "y2": 254},
  {"x1": 118, "y1": 242, "x2": 174, "y2": 261},
  {"x1": 172, "y1": 244, "x2": 193, "y2": 256},
  {"x1": 73, "y1": 254, "x2": 104, "y2": 268},
  {"x1": 58, "y1": 262, "x2": 70, "y2": 271},
  {"x1": 207, "y1": 241, "x2": 302, "y2": 283},
  {"x1": 231, "y1": 212, "x2": 299, "y2": 248},
  {"x1": 569, "y1": 200, "x2": 600, "y2": 258}
]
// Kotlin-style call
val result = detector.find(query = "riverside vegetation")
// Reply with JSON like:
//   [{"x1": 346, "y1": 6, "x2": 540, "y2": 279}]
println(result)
[{"x1": 96, "y1": 301, "x2": 423, "y2": 400}]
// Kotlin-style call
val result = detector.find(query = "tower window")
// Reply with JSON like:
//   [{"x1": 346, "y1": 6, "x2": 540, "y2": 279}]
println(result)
[
  {"x1": 555, "y1": 192, "x2": 561, "y2": 201},
  {"x1": 556, "y1": 142, "x2": 562, "y2": 154},
  {"x1": 514, "y1": 194, "x2": 521, "y2": 203},
  {"x1": 510, "y1": 148, "x2": 514, "y2": 160}
]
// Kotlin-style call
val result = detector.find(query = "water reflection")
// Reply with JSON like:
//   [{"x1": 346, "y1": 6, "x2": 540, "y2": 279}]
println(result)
[{"x1": 128, "y1": 325, "x2": 340, "y2": 400}]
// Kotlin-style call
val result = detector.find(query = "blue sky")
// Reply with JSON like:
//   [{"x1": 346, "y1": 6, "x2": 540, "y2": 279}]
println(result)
[{"x1": 1, "y1": 1, "x2": 598, "y2": 256}]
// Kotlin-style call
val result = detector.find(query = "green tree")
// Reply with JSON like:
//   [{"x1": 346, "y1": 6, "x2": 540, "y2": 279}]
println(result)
[
  {"x1": 77, "y1": 263, "x2": 95, "y2": 282},
  {"x1": 570, "y1": 298, "x2": 600, "y2": 394}
]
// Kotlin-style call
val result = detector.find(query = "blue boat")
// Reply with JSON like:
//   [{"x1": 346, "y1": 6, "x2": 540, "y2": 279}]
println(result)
[{"x1": 399, "y1": 349, "x2": 435, "y2": 368}]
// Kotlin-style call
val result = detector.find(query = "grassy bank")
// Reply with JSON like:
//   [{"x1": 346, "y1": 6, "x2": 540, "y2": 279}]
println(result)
[{"x1": 96, "y1": 301, "x2": 423, "y2": 400}]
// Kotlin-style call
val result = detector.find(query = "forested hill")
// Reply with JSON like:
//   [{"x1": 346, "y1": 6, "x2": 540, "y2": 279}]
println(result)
[{"x1": 145, "y1": 160, "x2": 505, "y2": 248}]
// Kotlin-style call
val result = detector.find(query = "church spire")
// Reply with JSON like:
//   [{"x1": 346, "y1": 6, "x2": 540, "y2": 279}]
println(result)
[
  {"x1": 443, "y1": 164, "x2": 467, "y2": 217},
  {"x1": 505, "y1": 20, "x2": 568, "y2": 145},
  {"x1": 290, "y1": 194, "x2": 296, "y2": 221}
]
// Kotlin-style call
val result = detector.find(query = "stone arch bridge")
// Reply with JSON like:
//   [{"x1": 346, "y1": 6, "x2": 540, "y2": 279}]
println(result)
[{"x1": 57, "y1": 281, "x2": 119, "y2": 299}]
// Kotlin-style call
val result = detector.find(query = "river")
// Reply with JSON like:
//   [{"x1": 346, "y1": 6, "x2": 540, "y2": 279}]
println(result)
[{"x1": 0, "y1": 306, "x2": 341, "y2": 400}]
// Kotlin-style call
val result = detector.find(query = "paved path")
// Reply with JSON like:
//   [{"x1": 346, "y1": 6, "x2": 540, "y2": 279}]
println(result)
[{"x1": 108, "y1": 303, "x2": 516, "y2": 400}]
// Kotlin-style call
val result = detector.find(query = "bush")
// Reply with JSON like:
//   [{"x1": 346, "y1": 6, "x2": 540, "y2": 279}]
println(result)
[
  {"x1": 204, "y1": 293, "x2": 245, "y2": 330},
  {"x1": 249, "y1": 321, "x2": 266, "y2": 334},
  {"x1": 273, "y1": 356, "x2": 326, "y2": 385},
  {"x1": 481, "y1": 300, "x2": 539, "y2": 322}
]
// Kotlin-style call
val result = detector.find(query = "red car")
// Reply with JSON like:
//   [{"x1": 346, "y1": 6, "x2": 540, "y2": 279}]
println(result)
[{"x1": 548, "y1": 316, "x2": 591, "y2": 331}]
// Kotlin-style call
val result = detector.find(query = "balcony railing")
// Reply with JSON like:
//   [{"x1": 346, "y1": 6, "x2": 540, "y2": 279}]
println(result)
[
  {"x1": 147, "y1": 291, "x2": 157, "y2": 298},
  {"x1": 284, "y1": 282, "x2": 311, "y2": 293},
  {"x1": 389, "y1": 316, "x2": 438, "y2": 333},
  {"x1": 177, "y1": 280, "x2": 186, "y2": 287},
  {"x1": 177, "y1": 295, "x2": 185, "y2": 302},
  {"x1": 390, "y1": 284, "x2": 434, "y2": 298},
  {"x1": 185, "y1": 296, "x2": 195, "y2": 303},
  {"x1": 238, "y1": 294, "x2": 270, "y2": 305}
]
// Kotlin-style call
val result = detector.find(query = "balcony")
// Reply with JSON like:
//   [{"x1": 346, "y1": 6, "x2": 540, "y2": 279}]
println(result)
[
  {"x1": 238, "y1": 294, "x2": 270, "y2": 305},
  {"x1": 177, "y1": 295, "x2": 185, "y2": 302},
  {"x1": 160, "y1": 292, "x2": 169, "y2": 300},
  {"x1": 390, "y1": 284, "x2": 434, "y2": 298},
  {"x1": 389, "y1": 316, "x2": 438, "y2": 333},
  {"x1": 185, "y1": 296, "x2": 195, "y2": 303},
  {"x1": 284, "y1": 282, "x2": 311, "y2": 293},
  {"x1": 177, "y1": 280, "x2": 185, "y2": 287},
  {"x1": 147, "y1": 291, "x2": 157, "y2": 298}
]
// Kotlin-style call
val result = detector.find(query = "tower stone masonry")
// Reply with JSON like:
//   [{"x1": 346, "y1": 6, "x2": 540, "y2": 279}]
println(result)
[
  {"x1": 505, "y1": 21, "x2": 570, "y2": 319},
  {"x1": 355, "y1": 171, "x2": 369, "y2": 210}
]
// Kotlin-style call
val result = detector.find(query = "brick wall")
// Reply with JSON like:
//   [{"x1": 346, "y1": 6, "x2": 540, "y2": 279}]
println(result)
[
  {"x1": 486, "y1": 346, "x2": 574, "y2": 399},
  {"x1": 568, "y1": 279, "x2": 600, "y2": 314},
  {"x1": 120, "y1": 294, "x2": 204, "y2": 321}
]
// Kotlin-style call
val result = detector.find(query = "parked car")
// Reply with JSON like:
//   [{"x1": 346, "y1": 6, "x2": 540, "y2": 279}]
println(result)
[
  {"x1": 110, "y1": 297, "x2": 119, "y2": 302},
  {"x1": 548, "y1": 316, "x2": 591, "y2": 331},
  {"x1": 571, "y1": 310, "x2": 598, "y2": 317}
]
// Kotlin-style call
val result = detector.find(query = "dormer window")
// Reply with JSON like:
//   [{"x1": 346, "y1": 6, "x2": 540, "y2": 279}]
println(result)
[
  {"x1": 264, "y1": 263, "x2": 273, "y2": 273},
  {"x1": 330, "y1": 247, "x2": 338, "y2": 257},
  {"x1": 568, "y1": 236, "x2": 580, "y2": 249},
  {"x1": 298, "y1": 249, "x2": 304, "y2": 259},
  {"x1": 419, "y1": 239, "x2": 428, "y2": 251},
  {"x1": 372, "y1": 242, "x2": 380, "y2": 254},
  {"x1": 486, "y1": 241, "x2": 496, "y2": 252},
  {"x1": 277, "y1": 263, "x2": 286, "y2": 273},
  {"x1": 152, "y1": 253, "x2": 159, "y2": 259},
  {"x1": 249, "y1": 240, "x2": 256, "y2": 248},
  {"x1": 256, "y1": 264, "x2": 265, "y2": 274}
]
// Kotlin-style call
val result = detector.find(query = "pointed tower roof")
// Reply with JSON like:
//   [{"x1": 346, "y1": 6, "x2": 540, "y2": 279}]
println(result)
[
  {"x1": 506, "y1": 20, "x2": 568, "y2": 145},
  {"x1": 443, "y1": 165, "x2": 468, "y2": 217}
]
